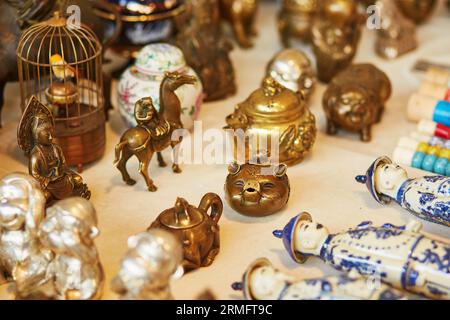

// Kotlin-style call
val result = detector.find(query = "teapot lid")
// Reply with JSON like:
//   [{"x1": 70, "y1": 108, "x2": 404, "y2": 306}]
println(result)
[
  {"x1": 135, "y1": 43, "x2": 186, "y2": 75},
  {"x1": 239, "y1": 77, "x2": 306, "y2": 124},
  {"x1": 159, "y1": 198, "x2": 205, "y2": 229}
]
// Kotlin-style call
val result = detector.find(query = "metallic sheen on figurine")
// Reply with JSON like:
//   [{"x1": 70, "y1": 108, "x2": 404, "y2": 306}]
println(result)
[
  {"x1": 111, "y1": 230, "x2": 183, "y2": 300},
  {"x1": 278, "y1": 0, "x2": 318, "y2": 46},
  {"x1": 17, "y1": 97, "x2": 91, "y2": 204},
  {"x1": 375, "y1": 0, "x2": 418, "y2": 60},
  {"x1": 273, "y1": 213, "x2": 450, "y2": 299},
  {"x1": 225, "y1": 77, "x2": 316, "y2": 166},
  {"x1": 148, "y1": 193, "x2": 223, "y2": 271},
  {"x1": 266, "y1": 49, "x2": 316, "y2": 101},
  {"x1": 395, "y1": 0, "x2": 437, "y2": 24},
  {"x1": 219, "y1": 0, "x2": 258, "y2": 48},
  {"x1": 356, "y1": 156, "x2": 450, "y2": 227},
  {"x1": 225, "y1": 161, "x2": 290, "y2": 217},
  {"x1": 114, "y1": 71, "x2": 196, "y2": 192},
  {"x1": 311, "y1": 0, "x2": 362, "y2": 82},
  {"x1": 232, "y1": 258, "x2": 411, "y2": 300},
  {"x1": 0, "y1": 173, "x2": 51, "y2": 297},
  {"x1": 323, "y1": 64, "x2": 391, "y2": 142}
]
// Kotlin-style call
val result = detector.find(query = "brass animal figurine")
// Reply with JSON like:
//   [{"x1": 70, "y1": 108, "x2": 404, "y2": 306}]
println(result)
[
  {"x1": 148, "y1": 193, "x2": 223, "y2": 272},
  {"x1": 311, "y1": 0, "x2": 362, "y2": 82},
  {"x1": 278, "y1": 0, "x2": 318, "y2": 46},
  {"x1": 219, "y1": 0, "x2": 258, "y2": 49},
  {"x1": 323, "y1": 64, "x2": 391, "y2": 142},
  {"x1": 114, "y1": 71, "x2": 197, "y2": 192},
  {"x1": 176, "y1": 0, "x2": 236, "y2": 101},
  {"x1": 17, "y1": 96, "x2": 91, "y2": 204},
  {"x1": 225, "y1": 161, "x2": 290, "y2": 217}
]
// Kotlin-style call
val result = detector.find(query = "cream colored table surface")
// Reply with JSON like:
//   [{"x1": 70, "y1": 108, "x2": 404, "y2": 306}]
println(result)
[{"x1": 1, "y1": 1, "x2": 450, "y2": 300}]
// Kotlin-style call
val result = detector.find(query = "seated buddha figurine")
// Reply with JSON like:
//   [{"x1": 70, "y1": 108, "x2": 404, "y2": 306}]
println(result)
[{"x1": 17, "y1": 96, "x2": 90, "y2": 204}]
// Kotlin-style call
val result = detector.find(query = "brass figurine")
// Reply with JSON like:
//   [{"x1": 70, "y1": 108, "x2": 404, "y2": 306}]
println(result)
[
  {"x1": 225, "y1": 77, "x2": 317, "y2": 166},
  {"x1": 323, "y1": 64, "x2": 391, "y2": 142},
  {"x1": 395, "y1": 0, "x2": 437, "y2": 24},
  {"x1": 17, "y1": 97, "x2": 90, "y2": 204},
  {"x1": 114, "y1": 72, "x2": 196, "y2": 192},
  {"x1": 176, "y1": 0, "x2": 236, "y2": 101},
  {"x1": 375, "y1": 0, "x2": 418, "y2": 60},
  {"x1": 148, "y1": 193, "x2": 223, "y2": 272},
  {"x1": 219, "y1": 0, "x2": 258, "y2": 48},
  {"x1": 112, "y1": 230, "x2": 183, "y2": 300},
  {"x1": 311, "y1": 0, "x2": 362, "y2": 82},
  {"x1": 0, "y1": 173, "x2": 51, "y2": 298},
  {"x1": 278, "y1": 0, "x2": 318, "y2": 46},
  {"x1": 225, "y1": 161, "x2": 290, "y2": 217},
  {"x1": 266, "y1": 49, "x2": 316, "y2": 101},
  {"x1": 36, "y1": 198, "x2": 104, "y2": 300}
]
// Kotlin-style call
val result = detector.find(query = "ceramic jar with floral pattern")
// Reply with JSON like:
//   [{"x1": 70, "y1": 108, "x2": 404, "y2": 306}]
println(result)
[{"x1": 117, "y1": 43, "x2": 203, "y2": 129}]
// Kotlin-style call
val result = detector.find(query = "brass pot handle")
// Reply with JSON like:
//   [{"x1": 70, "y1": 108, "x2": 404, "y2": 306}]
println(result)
[{"x1": 198, "y1": 193, "x2": 223, "y2": 224}]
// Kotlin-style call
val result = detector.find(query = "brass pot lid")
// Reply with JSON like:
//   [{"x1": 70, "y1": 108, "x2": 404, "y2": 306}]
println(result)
[
  {"x1": 239, "y1": 77, "x2": 306, "y2": 124},
  {"x1": 159, "y1": 198, "x2": 205, "y2": 229},
  {"x1": 45, "y1": 82, "x2": 78, "y2": 104}
]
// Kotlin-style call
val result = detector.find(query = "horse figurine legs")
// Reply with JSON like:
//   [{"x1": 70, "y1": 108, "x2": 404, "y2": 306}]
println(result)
[
  {"x1": 136, "y1": 150, "x2": 157, "y2": 192},
  {"x1": 157, "y1": 152, "x2": 167, "y2": 167},
  {"x1": 115, "y1": 145, "x2": 136, "y2": 186}
]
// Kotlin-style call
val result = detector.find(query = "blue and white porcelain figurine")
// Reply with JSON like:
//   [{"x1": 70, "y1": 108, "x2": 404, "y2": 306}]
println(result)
[
  {"x1": 356, "y1": 156, "x2": 450, "y2": 227},
  {"x1": 273, "y1": 213, "x2": 450, "y2": 300},
  {"x1": 231, "y1": 258, "x2": 411, "y2": 300}
]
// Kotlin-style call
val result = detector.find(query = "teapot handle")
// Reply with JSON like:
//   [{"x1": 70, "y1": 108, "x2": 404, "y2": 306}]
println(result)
[
  {"x1": 92, "y1": 0, "x2": 122, "y2": 52},
  {"x1": 198, "y1": 193, "x2": 223, "y2": 224}
]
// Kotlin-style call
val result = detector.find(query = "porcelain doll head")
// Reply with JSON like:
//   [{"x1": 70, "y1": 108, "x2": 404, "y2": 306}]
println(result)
[
  {"x1": 38, "y1": 197, "x2": 99, "y2": 261},
  {"x1": 0, "y1": 173, "x2": 45, "y2": 232},
  {"x1": 111, "y1": 230, "x2": 183, "y2": 300}
]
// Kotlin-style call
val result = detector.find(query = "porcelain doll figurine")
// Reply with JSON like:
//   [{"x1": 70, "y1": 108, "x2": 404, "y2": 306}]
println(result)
[
  {"x1": 111, "y1": 230, "x2": 183, "y2": 300},
  {"x1": 356, "y1": 156, "x2": 450, "y2": 227},
  {"x1": 0, "y1": 173, "x2": 52, "y2": 297},
  {"x1": 36, "y1": 198, "x2": 104, "y2": 300},
  {"x1": 231, "y1": 258, "x2": 411, "y2": 300},
  {"x1": 273, "y1": 213, "x2": 450, "y2": 299},
  {"x1": 17, "y1": 97, "x2": 91, "y2": 204}
]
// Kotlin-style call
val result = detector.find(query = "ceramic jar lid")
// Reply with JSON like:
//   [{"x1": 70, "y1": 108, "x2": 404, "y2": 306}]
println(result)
[{"x1": 135, "y1": 43, "x2": 187, "y2": 75}]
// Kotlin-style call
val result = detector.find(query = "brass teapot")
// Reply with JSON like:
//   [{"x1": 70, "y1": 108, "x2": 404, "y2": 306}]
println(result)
[
  {"x1": 148, "y1": 193, "x2": 223, "y2": 272},
  {"x1": 225, "y1": 77, "x2": 316, "y2": 166}
]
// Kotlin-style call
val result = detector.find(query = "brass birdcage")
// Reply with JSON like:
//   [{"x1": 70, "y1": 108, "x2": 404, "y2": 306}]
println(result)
[{"x1": 17, "y1": 11, "x2": 105, "y2": 171}]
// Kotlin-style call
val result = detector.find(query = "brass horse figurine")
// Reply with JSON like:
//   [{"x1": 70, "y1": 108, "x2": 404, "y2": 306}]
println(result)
[{"x1": 114, "y1": 71, "x2": 197, "y2": 192}]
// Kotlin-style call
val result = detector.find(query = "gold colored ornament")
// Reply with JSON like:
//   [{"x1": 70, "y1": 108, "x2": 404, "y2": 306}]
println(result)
[
  {"x1": 266, "y1": 48, "x2": 316, "y2": 101},
  {"x1": 395, "y1": 0, "x2": 437, "y2": 24},
  {"x1": 323, "y1": 64, "x2": 391, "y2": 142},
  {"x1": 17, "y1": 96, "x2": 91, "y2": 204},
  {"x1": 114, "y1": 72, "x2": 197, "y2": 192},
  {"x1": 219, "y1": 0, "x2": 258, "y2": 48},
  {"x1": 225, "y1": 77, "x2": 317, "y2": 166},
  {"x1": 225, "y1": 160, "x2": 290, "y2": 217},
  {"x1": 278, "y1": 0, "x2": 318, "y2": 46},
  {"x1": 148, "y1": 193, "x2": 223, "y2": 272}
]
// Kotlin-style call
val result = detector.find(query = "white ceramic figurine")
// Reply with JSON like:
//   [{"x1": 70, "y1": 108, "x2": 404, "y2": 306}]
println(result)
[
  {"x1": 273, "y1": 213, "x2": 450, "y2": 300},
  {"x1": 231, "y1": 258, "x2": 412, "y2": 300},
  {"x1": 356, "y1": 156, "x2": 450, "y2": 227}
]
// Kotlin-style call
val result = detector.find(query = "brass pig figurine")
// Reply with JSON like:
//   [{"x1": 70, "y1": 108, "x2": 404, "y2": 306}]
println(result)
[
  {"x1": 278, "y1": 0, "x2": 318, "y2": 46},
  {"x1": 225, "y1": 161, "x2": 290, "y2": 217},
  {"x1": 219, "y1": 0, "x2": 258, "y2": 48},
  {"x1": 323, "y1": 64, "x2": 391, "y2": 142},
  {"x1": 148, "y1": 193, "x2": 223, "y2": 272}
]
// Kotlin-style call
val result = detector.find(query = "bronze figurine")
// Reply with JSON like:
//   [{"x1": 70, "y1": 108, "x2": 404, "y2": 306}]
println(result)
[
  {"x1": 375, "y1": 0, "x2": 418, "y2": 59},
  {"x1": 219, "y1": 0, "x2": 258, "y2": 48},
  {"x1": 17, "y1": 96, "x2": 91, "y2": 204},
  {"x1": 311, "y1": 0, "x2": 362, "y2": 82},
  {"x1": 114, "y1": 71, "x2": 196, "y2": 192},
  {"x1": 176, "y1": 0, "x2": 236, "y2": 101},
  {"x1": 225, "y1": 161, "x2": 290, "y2": 217},
  {"x1": 395, "y1": 0, "x2": 437, "y2": 24},
  {"x1": 148, "y1": 193, "x2": 223, "y2": 272},
  {"x1": 278, "y1": 0, "x2": 318, "y2": 46},
  {"x1": 323, "y1": 64, "x2": 392, "y2": 142}
]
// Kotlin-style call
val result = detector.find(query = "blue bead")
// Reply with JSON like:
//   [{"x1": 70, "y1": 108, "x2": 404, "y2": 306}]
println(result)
[
  {"x1": 432, "y1": 101, "x2": 450, "y2": 127},
  {"x1": 422, "y1": 154, "x2": 437, "y2": 172},
  {"x1": 411, "y1": 152, "x2": 425, "y2": 169},
  {"x1": 434, "y1": 157, "x2": 448, "y2": 175},
  {"x1": 446, "y1": 164, "x2": 450, "y2": 177}
]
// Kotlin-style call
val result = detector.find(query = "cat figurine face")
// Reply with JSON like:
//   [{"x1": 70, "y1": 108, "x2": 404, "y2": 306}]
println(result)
[{"x1": 225, "y1": 162, "x2": 290, "y2": 217}]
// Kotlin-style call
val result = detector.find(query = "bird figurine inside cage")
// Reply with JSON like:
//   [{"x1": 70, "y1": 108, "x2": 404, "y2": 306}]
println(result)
[{"x1": 16, "y1": 11, "x2": 105, "y2": 171}]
